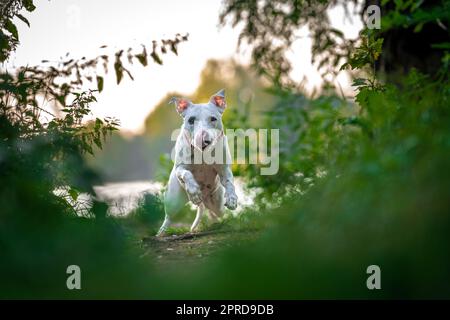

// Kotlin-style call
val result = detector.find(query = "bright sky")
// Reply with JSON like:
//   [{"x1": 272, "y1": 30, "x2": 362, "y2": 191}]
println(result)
[{"x1": 6, "y1": 0, "x2": 362, "y2": 134}]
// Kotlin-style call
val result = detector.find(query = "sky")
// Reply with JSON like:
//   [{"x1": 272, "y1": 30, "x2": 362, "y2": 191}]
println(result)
[{"x1": 6, "y1": 0, "x2": 362, "y2": 134}]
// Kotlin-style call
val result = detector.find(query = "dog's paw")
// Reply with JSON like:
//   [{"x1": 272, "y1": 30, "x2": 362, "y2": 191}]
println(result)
[
  {"x1": 155, "y1": 230, "x2": 166, "y2": 237},
  {"x1": 225, "y1": 192, "x2": 238, "y2": 210},
  {"x1": 186, "y1": 184, "x2": 202, "y2": 205},
  {"x1": 156, "y1": 226, "x2": 168, "y2": 237}
]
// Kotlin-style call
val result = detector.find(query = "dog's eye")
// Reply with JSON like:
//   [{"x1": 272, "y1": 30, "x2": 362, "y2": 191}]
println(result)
[
  {"x1": 188, "y1": 117, "x2": 195, "y2": 125},
  {"x1": 210, "y1": 116, "x2": 217, "y2": 122}
]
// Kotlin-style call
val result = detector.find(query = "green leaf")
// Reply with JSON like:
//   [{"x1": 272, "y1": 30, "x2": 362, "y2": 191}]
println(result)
[
  {"x1": 329, "y1": 28, "x2": 344, "y2": 38},
  {"x1": 431, "y1": 42, "x2": 450, "y2": 50},
  {"x1": 114, "y1": 50, "x2": 124, "y2": 84},
  {"x1": 135, "y1": 46, "x2": 148, "y2": 66},
  {"x1": 5, "y1": 20, "x2": 19, "y2": 40},
  {"x1": 93, "y1": 136, "x2": 102, "y2": 148},
  {"x1": 352, "y1": 78, "x2": 368, "y2": 87},
  {"x1": 151, "y1": 52, "x2": 163, "y2": 65},
  {"x1": 23, "y1": 0, "x2": 36, "y2": 11},
  {"x1": 114, "y1": 61, "x2": 123, "y2": 84},
  {"x1": 68, "y1": 188, "x2": 79, "y2": 201},
  {"x1": 16, "y1": 14, "x2": 30, "y2": 27},
  {"x1": 95, "y1": 118, "x2": 103, "y2": 129},
  {"x1": 413, "y1": 22, "x2": 424, "y2": 33},
  {"x1": 340, "y1": 62, "x2": 349, "y2": 71},
  {"x1": 85, "y1": 143, "x2": 94, "y2": 155},
  {"x1": 96, "y1": 76, "x2": 104, "y2": 92}
]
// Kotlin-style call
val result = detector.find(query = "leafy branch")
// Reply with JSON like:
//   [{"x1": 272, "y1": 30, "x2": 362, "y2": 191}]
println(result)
[{"x1": 0, "y1": 0, "x2": 36, "y2": 62}]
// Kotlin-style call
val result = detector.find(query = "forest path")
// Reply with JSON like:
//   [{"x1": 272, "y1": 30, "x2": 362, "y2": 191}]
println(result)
[{"x1": 140, "y1": 226, "x2": 261, "y2": 269}]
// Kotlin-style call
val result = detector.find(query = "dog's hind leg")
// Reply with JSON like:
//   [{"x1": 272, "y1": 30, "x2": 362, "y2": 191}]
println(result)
[
  {"x1": 205, "y1": 185, "x2": 226, "y2": 219},
  {"x1": 206, "y1": 209, "x2": 219, "y2": 223},
  {"x1": 190, "y1": 203, "x2": 205, "y2": 233},
  {"x1": 156, "y1": 215, "x2": 171, "y2": 237}
]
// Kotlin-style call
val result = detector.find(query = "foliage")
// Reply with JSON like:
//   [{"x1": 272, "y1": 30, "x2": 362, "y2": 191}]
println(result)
[
  {"x1": 381, "y1": 0, "x2": 450, "y2": 31},
  {"x1": 8, "y1": 33, "x2": 187, "y2": 105},
  {"x1": 1, "y1": 0, "x2": 188, "y2": 189},
  {"x1": 219, "y1": 0, "x2": 360, "y2": 86},
  {"x1": 220, "y1": 0, "x2": 449, "y2": 87},
  {"x1": 126, "y1": 193, "x2": 165, "y2": 233},
  {"x1": 0, "y1": 0, "x2": 35, "y2": 62},
  {"x1": 0, "y1": 0, "x2": 189, "y2": 298},
  {"x1": 226, "y1": 0, "x2": 448, "y2": 206}
]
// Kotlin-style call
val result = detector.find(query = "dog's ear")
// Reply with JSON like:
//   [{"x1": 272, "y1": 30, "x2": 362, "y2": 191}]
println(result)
[
  {"x1": 169, "y1": 97, "x2": 192, "y2": 115},
  {"x1": 209, "y1": 89, "x2": 226, "y2": 112}
]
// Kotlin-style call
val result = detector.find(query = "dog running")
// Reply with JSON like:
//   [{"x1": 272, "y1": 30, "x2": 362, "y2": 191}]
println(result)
[{"x1": 156, "y1": 89, "x2": 238, "y2": 236}]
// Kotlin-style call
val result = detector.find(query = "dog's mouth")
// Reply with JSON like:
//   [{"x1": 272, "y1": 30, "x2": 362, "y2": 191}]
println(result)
[{"x1": 190, "y1": 140, "x2": 212, "y2": 152}]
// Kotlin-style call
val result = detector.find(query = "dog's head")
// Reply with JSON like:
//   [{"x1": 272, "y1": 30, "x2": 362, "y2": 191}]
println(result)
[{"x1": 170, "y1": 89, "x2": 227, "y2": 151}]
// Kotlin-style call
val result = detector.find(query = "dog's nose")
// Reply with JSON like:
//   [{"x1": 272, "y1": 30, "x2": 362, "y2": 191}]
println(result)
[
  {"x1": 201, "y1": 131, "x2": 212, "y2": 150},
  {"x1": 202, "y1": 139, "x2": 212, "y2": 150}
]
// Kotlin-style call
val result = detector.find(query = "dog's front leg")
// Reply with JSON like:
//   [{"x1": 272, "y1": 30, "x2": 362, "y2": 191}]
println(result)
[
  {"x1": 175, "y1": 165, "x2": 202, "y2": 205},
  {"x1": 218, "y1": 165, "x2": 238, "y2": 210}
]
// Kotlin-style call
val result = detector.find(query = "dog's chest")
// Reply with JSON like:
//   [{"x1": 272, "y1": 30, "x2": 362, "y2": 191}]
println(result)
[{"x1": 189, "y1": 164, "x2": 220, "y2": 193}]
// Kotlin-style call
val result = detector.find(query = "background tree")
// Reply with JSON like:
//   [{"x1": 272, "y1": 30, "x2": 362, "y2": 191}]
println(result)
[{"x1": 219, "y1": 0, "x2": 449, "y2": 88}]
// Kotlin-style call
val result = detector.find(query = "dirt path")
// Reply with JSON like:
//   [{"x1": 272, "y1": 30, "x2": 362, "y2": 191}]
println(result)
[{"x1": 140, "y1": 228, "x2": 260, "y2": 269}]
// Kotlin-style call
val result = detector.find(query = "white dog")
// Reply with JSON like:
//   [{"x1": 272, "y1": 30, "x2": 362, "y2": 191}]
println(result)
[{"x1": 156, "y1": 89, "x2": 238, "y2": 236}]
